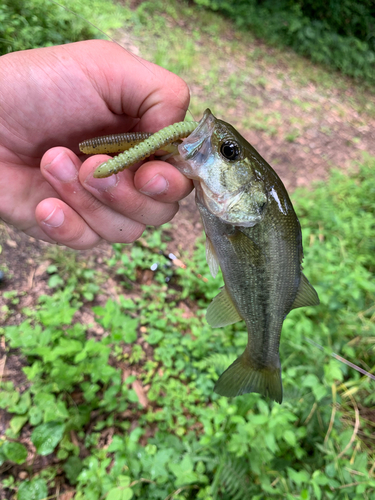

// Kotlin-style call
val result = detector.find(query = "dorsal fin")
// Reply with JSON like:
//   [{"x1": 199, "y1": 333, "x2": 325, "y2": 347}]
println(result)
[{"x1": 206, "y1": 287, "x2": 243, "y2": 328}]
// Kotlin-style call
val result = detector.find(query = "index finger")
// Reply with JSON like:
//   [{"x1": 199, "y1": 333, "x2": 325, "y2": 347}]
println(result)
[{"x1": 75, "y1": 40, "x2": 191, "y2": 132}]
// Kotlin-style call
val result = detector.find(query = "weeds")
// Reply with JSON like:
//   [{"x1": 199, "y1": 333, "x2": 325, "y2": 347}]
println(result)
[{"x1": 1, "y1": 157, "x2": 375, "y2": 499}]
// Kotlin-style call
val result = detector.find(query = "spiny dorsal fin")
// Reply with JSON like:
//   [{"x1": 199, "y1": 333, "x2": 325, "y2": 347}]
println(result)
[
  {"x1": 206, "y1": 287, "x2": 243, "y2": 328},
  {"x1": 291, "y1": 273, "x2": 320, "y2": 310},
  {"x1": 205, "y1": 237, "x2": 220, "y2": 278}
]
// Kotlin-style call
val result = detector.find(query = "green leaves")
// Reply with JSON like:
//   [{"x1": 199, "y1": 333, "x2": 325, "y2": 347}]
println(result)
[
  {"x1": 107, "y1": 477, "x2": 134, "y2": 500},
  {"x1": 9, "y1": 416, "x2": 28, "y2": 435},
  {"x1": 31, "y1": 422, "x2": 65, "y2": 456},
  {"x1": 169, "y1": 455, "x2": 196, "y2": 486},
  {"x1": 17, "y1": 478, "x2": 48, "y2": 500},
  {"x1": 1, "y1": 159, "x2": 375, "y2": 498},
  {"x1": 2, "y1": 441, "x2": 28, "y2": 464},
  {"x1": 106, "y1": 489, "x2": 133, "y2": 500},
  {"x1": 64, "y1": 456, "x2": 83, "y2": 485},
  {"x1": 194, "y1": 0, "x2": 375, "y2": 83},
  {"x1": 93, "y1": 300, "x2": 138, "y2": 343},
  {"x1": 146, "y1": 329, "x2": 164, "y2": 345}
]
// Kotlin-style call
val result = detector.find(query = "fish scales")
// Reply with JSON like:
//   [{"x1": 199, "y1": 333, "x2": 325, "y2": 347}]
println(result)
[{"x1": 196, "y1": 179, "x2": 301, "y2": 400}]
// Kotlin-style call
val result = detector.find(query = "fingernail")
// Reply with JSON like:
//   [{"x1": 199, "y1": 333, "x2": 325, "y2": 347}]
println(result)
[
  {"x1": 45, "y1": 152, "x2": 78, "y2": 182},
  {"x1": 84, "y1": 172, "x2": 118, "y2": 192},
  {"x1": 42, "y1": 206, "x2": 65, "y2": 228},
  {"x1": 139, "y1": 174, "x2": 168, "y2": 195}
]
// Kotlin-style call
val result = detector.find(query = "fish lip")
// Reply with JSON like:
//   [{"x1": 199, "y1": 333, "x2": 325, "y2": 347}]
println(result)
[{"x1": 178, "y1": 109, "x2": 215, "y2": 161}]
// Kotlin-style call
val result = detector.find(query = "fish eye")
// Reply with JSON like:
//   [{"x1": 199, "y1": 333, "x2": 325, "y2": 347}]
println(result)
[{"x1": 220, "y1": 141, "x2": 240, "y2": 161}]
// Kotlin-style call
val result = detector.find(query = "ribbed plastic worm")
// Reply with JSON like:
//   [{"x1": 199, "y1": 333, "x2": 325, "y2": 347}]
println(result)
[
  {"x1": 79, "y1": 121, "x2": 199, "y2": 178},
  {"x1": 80, "y1": 132, "x2": 154, "y2": 154}
]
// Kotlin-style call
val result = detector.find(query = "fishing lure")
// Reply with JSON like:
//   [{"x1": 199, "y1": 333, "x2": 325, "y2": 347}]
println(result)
[{"x1": 80, "y1": 121, "x2": 199, "y2": 178}]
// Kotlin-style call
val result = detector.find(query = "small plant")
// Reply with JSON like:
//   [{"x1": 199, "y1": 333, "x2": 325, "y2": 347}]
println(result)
[
  {"x1": 285, "y1": 129, "x2": 300, "y2": 142},
  {"x1": 45, "y1": 246, "x2": 102, "y2": 301}
]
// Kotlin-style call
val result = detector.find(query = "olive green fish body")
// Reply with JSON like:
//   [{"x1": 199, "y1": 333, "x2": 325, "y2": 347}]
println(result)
[
  {"x1": 79, "y1": 109, "x2": 318, "y2": 403},
  {"x1": 196, "y1": 186, "x2": 300, "y2": 402},
  {"x1": 177, "y1": 110, "x2": 319, "y2": 403}
]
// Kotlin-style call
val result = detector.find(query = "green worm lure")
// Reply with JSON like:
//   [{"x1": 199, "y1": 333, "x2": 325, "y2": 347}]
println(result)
[{"x1": 79, "y1": 121, "x2": 199, "y2": 178}]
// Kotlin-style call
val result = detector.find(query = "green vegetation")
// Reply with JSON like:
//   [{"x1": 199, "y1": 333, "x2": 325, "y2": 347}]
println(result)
[
  {"x1": 193, "y1": 0, "x2": 375, "y2": 84},
  {"x1": 2, "y1": 0, "x2": 375, "y2": 86},
  {"x1": 1, "y1": 0, "x2": 375, "y2": 498},
  {"x1": 1, "y1": 157, "x2": 375, "y2": 499},
  {"x1": 0, "y1": 0, "x2": 125, "y2": 55}
]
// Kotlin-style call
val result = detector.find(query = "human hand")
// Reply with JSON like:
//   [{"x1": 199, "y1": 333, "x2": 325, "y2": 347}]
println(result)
[{"x1": 0, "y1": 40, "x2": 192, "y2": 249}]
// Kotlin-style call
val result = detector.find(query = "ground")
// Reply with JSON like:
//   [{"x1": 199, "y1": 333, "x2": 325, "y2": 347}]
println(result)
[{"x1": 1, "y1": 3, "x2": 375, "y2": 498}]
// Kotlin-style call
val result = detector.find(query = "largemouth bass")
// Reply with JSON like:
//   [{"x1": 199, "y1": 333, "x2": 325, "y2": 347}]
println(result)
[
  {"x1": 84, "y1": 108, "x2": 319, "y2": 403},
  {"x1": 173, "y1": 109, "x2": 319, "y2": 403}
]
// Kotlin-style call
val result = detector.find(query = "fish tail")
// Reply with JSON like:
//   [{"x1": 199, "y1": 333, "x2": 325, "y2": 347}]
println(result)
[{"x1": 214, "y1": 352, "x2": 283, "y2": 403}]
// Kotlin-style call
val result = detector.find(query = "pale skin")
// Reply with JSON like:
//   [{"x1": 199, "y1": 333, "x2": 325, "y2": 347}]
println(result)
[{"x1": 0, "y1": 40, "x2": 193, "y2": 249}]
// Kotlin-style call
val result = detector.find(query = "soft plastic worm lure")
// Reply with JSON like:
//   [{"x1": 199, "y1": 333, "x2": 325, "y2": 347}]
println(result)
[
  {"x1": 79, "y1": 121, "x2": 199, "y2": 178},
  {"x1": 80, "y1": 132, "x2": 154, "y2": 154}
]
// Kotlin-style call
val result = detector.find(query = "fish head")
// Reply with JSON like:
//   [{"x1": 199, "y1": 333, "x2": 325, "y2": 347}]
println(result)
[{"x1": 177, "y1": 109, "x2": 267, "y2": 227}]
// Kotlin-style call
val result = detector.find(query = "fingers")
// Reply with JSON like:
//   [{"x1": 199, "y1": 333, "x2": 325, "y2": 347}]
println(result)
[
  {"x1": 81, "y1": 156, "x2": 193, "y2": 208},
  {"x1": 73, "y1": 40, "x2": 191, "y2": 131},
  {"x1": 133, "y1": 161, "x2": 193, "y2": 202},
  {"x1": 37, "y1": 147, "x2": 192, "y2": 249},
  {"x1": 35, "y1": 198, "x2": 102, "y2": 250},
  {"x1": 39, "y1": 148, "x2": 146, "y2": 248}
]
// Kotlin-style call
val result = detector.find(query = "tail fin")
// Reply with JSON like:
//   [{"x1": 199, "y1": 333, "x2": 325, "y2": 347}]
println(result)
[{"x1": 214, "y1": 353, "x2": 283, "y2": 403}]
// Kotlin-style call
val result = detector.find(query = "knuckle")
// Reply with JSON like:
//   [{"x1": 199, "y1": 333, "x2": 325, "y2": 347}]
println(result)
[
  {"x1": 61, "y1": 225, "x2": 99, "y2": 250},
  {"x1": 105, "y1": 222, "x2": 145, "y2": 244},
  {"x1": 79, "y1": 194, "x2": 109, "y2": 217},
  {"x1": 121, "y1": 192, "x2": 150, "y2": 218}
]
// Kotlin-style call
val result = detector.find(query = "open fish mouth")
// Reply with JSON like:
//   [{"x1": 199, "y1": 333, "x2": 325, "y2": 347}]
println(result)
[{"x1": 178, "y1": 109, "x2": 215, "y2": 166}]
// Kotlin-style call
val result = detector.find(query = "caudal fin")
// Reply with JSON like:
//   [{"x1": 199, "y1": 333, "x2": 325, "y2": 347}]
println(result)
[{"x1": 214, "y1": 353, "x2": 283, "y2": 403}]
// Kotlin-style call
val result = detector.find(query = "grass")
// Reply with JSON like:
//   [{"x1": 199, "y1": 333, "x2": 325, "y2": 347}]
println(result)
[{"x1": 1, "y1": 156, "x2": 375, "y2": 499}]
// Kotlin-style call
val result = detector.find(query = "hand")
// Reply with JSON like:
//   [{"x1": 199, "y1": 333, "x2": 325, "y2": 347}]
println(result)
[{"x1": 0, "y1": 40, "x2": 192, "y2": 249}]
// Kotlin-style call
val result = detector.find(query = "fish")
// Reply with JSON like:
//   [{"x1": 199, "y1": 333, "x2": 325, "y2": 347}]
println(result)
[{"x1": 172, "y1": 109, "x2": 320, "y2": 403}]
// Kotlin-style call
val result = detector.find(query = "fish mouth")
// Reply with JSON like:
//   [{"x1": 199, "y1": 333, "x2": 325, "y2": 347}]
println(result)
[{"x1": 178, "y1": 109, "x2": 215, "y2": 163}]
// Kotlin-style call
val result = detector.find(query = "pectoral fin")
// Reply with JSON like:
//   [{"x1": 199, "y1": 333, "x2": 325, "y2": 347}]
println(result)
[
  {"x1": 206, "y1": 287, "x2": 243, "y2": 328},
  {"x1": 291, "y1": 273, "x2": 320, "y2": 309},
  {"x1": 228, "y1": 230, "x2": 265, "y2": 266},
  {"x1": 205, "y1": 237, "x2": 220, "y2": 278}
]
